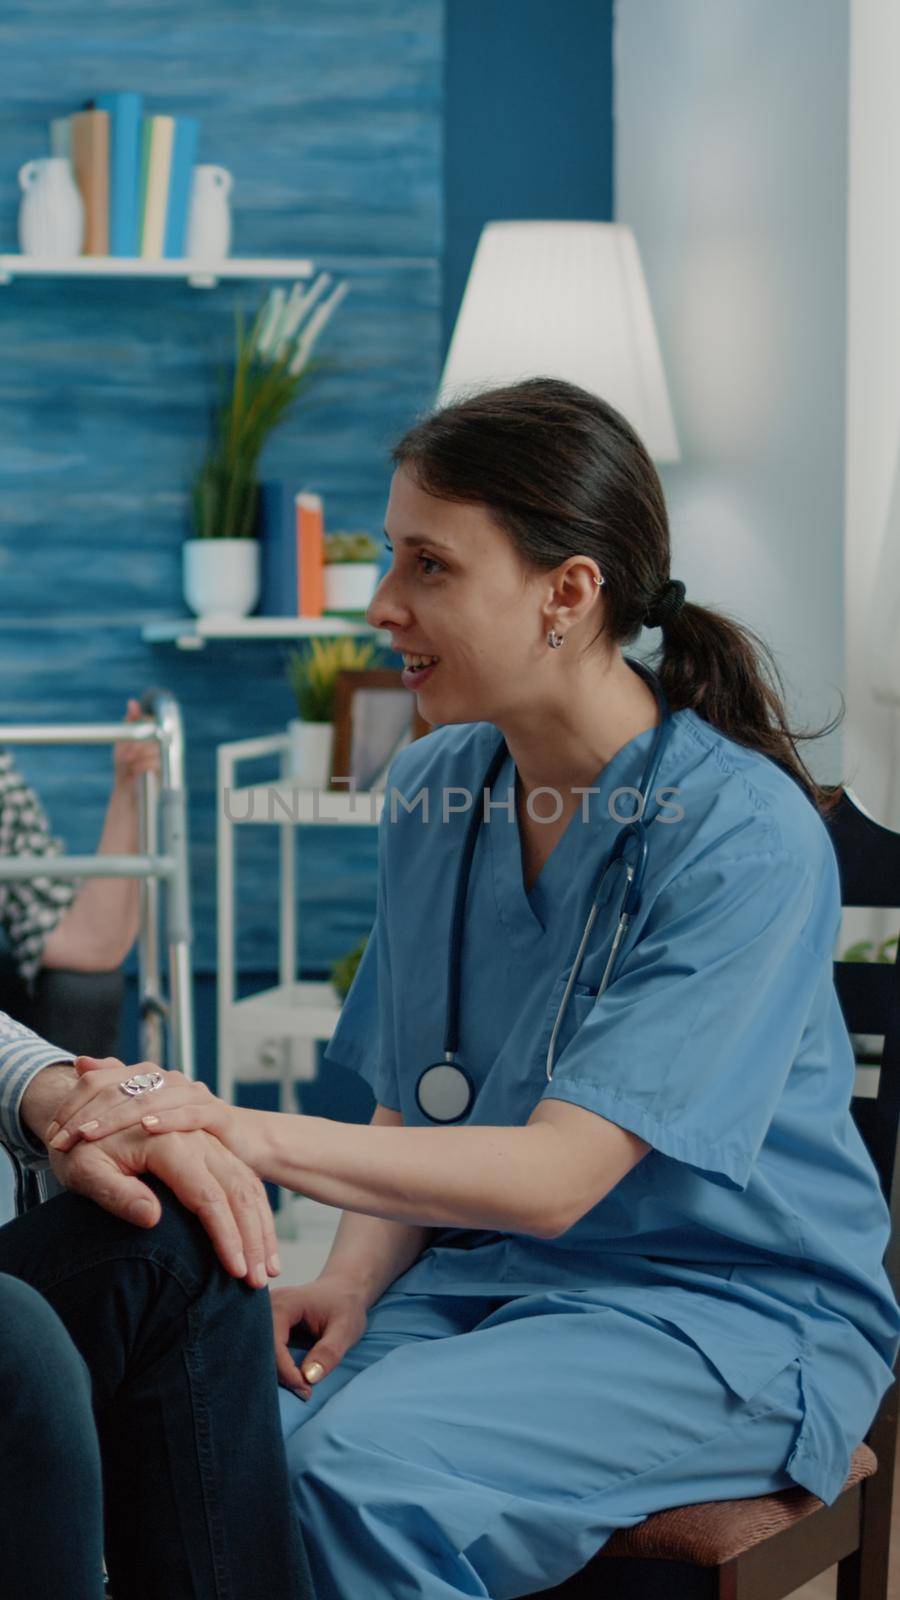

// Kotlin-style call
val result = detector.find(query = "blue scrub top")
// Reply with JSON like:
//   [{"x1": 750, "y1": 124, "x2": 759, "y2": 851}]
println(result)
[{"x1": 323, "y1": 707, "x2": 900, "y2": 1505}]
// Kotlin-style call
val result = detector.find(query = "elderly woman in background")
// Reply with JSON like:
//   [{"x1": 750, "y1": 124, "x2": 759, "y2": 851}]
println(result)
[{"x1": 0, "y1": 698, "x2": 157, "y2": 996}]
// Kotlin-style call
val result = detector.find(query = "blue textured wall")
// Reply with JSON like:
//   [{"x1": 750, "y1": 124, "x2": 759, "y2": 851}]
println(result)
[
  {"x1": 0, "y1": 2, "x2": 616, "y2": 1109},
  {"x1": 0, "y1": 1, "x2": 442, "y2": 1005},
  {"x1": 443, "y1": 0, "x2": 615, "y2": 353}
]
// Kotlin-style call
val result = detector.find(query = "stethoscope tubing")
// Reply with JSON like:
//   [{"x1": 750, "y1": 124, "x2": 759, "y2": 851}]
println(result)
[{"x1": 417, "y1": 658, "x2": 673, "y2": 1122}]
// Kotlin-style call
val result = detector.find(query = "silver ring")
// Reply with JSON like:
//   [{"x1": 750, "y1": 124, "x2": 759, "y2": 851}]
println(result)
[{"x1": 119, "y1": 1070, "x2": 166, "y2": 1098}]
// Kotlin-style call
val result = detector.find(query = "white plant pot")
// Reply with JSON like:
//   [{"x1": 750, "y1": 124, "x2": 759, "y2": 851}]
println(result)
[
  {"x1": 287, "y1": 719, "x2": 334, "y2": 785},
  {"x1": 323, "y1": 562, "x2": 380, "y2": 613},
  {"x1": 183, "y1": 538, "x2": 259, "y2": 619}
]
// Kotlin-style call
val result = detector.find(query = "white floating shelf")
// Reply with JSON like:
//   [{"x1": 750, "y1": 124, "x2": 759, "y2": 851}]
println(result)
[
  {"x1": 142, "y1": 616, "x2": 390, "y2": 650},
  {"x1": 228, "y1": 783, "x2": 384, "y2": 827},
  {"x1": 0, "y1": 255, "x2": 314, "y2": 288}
]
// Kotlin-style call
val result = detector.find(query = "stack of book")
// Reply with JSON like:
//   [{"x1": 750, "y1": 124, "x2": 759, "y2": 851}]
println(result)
[
  {"x1": 258, "y1": 484, "x2": 326, "y2": 618},
  {"x1": 51, "y1": 94, "x2": 200, "y2": 259}
]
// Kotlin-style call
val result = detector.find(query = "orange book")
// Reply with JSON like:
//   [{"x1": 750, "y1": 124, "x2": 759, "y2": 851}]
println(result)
[
  {"x1": 296, "y1": 491, "x2": 324, "y2": 616},
  {"x1": 71, "y1": 109, "x2": 110, "y2": 254}
]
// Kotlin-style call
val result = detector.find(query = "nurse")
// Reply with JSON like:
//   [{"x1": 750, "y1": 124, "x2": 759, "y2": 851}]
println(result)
[{"x1": 56, "y1": 377, "x2": 900, "y2": 1600}]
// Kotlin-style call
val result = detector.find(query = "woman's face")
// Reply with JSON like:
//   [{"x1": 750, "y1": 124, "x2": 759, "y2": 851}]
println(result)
[{"x1": 368, "y1": 466, "x2": 548, "y2": 726}]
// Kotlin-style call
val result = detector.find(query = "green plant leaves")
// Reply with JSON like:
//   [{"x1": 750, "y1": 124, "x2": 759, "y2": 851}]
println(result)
[
  {"x1": 286, "y1": 637, "x2": 381, "y2": 722},
  {"x1": 324, "y1": 531, "x2": 382, "y2": 563},
  {"x1": 841, "y1": 935, "x2": 899, "y2": 963},
  {"x1": 190, "y1": 277, "x2": 345, "y2": 540},
  {"x1": 331, "y1": 934, "x2": 369, "y2": 1001}
]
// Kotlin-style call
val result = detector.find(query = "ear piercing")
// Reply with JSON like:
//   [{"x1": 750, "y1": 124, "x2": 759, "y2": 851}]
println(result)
[{"x1": 548, "y1": 573, "x2": 603, "y2": 647}]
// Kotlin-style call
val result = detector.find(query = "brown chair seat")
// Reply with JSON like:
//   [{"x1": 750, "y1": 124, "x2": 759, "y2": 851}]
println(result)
[{"x1": 597, "y1": 1442, "x2": 878, "y2": 1566}]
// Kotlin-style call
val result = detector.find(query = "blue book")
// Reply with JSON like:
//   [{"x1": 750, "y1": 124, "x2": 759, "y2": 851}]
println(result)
[
  {"x1": 163, "y1": 115, "x2": 200, "y2": 258},
  {"x1": 258, "y1": 481, "x2": 301, "y2": 616},
  {"x1": 96, "y1": 92, "x2": 143, "y2": 256}
]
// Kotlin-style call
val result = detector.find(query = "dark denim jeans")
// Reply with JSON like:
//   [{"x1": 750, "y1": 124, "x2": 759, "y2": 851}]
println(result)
[
  {"x1": 0, "y1": 1269, "x2": 105, "y2": 1598},
  {"x1": 0, "y1": 1178, "x2": 314, "y2": 1600}
]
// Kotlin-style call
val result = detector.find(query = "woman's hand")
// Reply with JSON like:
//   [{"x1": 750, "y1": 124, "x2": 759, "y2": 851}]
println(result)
[
  {"x1": 271, "y1": 1278, "x2": 368, "y2": 1398},
  {"x1": 44, "y1": 1057, "x2": 250, "y2": 1163},
  {"x1": 113, "y1": 697, "x2": 160, "y2": 795}
]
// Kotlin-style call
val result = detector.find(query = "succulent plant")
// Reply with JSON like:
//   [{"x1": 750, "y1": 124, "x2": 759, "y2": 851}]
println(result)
[
  {"x1": 286, "y1": 635, "x2": 380, "y2": 722},
  {"x1": 324, "y1": 531, "x2": 382, "y2": 564}
]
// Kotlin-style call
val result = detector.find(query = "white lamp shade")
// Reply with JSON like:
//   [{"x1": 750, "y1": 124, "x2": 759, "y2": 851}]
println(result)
[{"x1": 438, "y1": 221, "x2": 680, "y2": 463}]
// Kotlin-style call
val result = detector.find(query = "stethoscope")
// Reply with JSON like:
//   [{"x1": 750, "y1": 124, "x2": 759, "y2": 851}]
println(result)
[{"x1": 414, "y1": 658, "x2": 674, "y2": 1124}]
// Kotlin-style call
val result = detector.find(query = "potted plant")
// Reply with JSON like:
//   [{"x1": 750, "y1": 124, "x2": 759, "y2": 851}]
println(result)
[
  {"x1": 184, "y1": 273, "x2": 349, "y2": 618},
  {"x1": 330, "y1": 934, "x2": 369, "y2": 1003},
  {"x1": 323, "y1": 531, "x2": 382, "y2": 617},
  {"x1": 285, "y1": 635, "x2": 380, "y2": 783}
]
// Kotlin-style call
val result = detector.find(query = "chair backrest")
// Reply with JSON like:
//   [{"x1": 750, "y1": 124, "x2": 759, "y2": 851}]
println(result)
[{"x1": 824, "y1": 787, "x2": 900, "y2": 1292}]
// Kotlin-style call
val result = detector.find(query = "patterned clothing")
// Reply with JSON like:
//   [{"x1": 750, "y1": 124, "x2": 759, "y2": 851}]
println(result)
[{"x1": 0, "y1": 749, "x2": 77, "y2": 985}]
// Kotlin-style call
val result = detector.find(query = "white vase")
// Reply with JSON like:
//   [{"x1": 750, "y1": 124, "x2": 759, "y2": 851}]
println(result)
[
  {"x1": 287, "y1": 719, "x2": 334, "y2": 785},
  {"x1": 18, "y1": 157, "x2": 84, "y2": 257},
  {"x1": 323, "y1": 562, "x2": 380, "y2": 613},
  {"x1": 183, "y1": 538, "x2": 259, "y2": 618},
  {"x1": 186, "y1": 165, "x2": 233, "y2": 258}
]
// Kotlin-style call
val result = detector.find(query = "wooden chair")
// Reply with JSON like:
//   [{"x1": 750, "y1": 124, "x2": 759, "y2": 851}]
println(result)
[{"x1": 532, "y1": 787, "x2": 900, "y2": 1600}]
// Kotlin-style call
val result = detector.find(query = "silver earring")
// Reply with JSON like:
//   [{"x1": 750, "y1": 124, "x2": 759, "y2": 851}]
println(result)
[
  {"x1": 547, "y1": 629, "x2": 565, "y2": 649},
  {"x1": 593, "y1": 575, "x2": 604, "y2": 588}
]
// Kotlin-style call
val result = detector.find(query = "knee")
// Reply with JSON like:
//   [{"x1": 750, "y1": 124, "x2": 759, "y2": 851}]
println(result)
[
  {"x1": 125, "y1": 1175, "x2": 234, "y2": 1290},
  {"x1": 0, "y1": 1273, "x2": 95, "y2": 1440},
  {"x1": 0, "y1": 1176, "x2": 217, "y2": 1287},
  {"x1": 0, "y1": 1273, "x2": 86, "y2": 1385},
  {"x1": 45, "y1": 1177, "x2": 233, "y2": 1298}
]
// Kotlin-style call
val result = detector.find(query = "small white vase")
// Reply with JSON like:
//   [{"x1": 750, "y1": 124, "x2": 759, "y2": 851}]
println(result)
[
  {"x1": 186, "y1": 165, "x2": 233, "y2": 259},
  {"x1": 18, "y1": 157, "x2": 84, "y2": 257},
  {"x1": 287, "y1": 719, "x2": 334, "y2": 785},
  {"x1": 183, "y1": 538, "x2": 259, "y2": 618},
  {"x1": 323, "y1": 562, "x2": 380, "y2": 613}
]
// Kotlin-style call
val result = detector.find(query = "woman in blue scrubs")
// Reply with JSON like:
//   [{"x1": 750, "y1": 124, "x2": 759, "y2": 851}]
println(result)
[{"x1": 56, "y1": 378, "x2": 900, "y2": 1600}]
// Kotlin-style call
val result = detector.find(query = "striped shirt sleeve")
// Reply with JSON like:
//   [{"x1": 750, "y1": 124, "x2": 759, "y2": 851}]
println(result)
[
  {"x1": 0, "y1": 749, "x2": 78, "y2": 985},
  {"x1": 0, "y1": 1009, "x2": 75, "y2": 1166}
]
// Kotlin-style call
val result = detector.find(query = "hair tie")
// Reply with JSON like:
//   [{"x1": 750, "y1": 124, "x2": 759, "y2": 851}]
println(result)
[{"x1": 645, "y1": 578, "x2": 686, "y2": 629}]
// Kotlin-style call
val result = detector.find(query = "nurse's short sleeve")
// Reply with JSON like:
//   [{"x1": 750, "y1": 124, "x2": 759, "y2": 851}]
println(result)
[
  {"x1": 322, "y1": 808, "x2": 401, "y2": 1111},
  {"x1": 541, "y1": 850, "x2": 820, "y2": 1191}
]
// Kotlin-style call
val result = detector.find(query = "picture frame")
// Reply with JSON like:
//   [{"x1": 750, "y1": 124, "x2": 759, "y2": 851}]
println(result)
[{"x1": 329, "y1": 669, "x2": 431, "y2": 792}]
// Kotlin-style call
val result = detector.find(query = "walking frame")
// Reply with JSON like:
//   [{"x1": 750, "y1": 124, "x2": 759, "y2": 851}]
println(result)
[{"x1": 0, "y1": 688, "x2": 194, "y2": 1204}]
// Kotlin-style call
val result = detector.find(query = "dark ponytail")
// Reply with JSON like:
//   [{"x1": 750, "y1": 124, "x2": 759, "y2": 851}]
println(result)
[
  {"x1": 651, "y1": 601, "x2": 841, "y2": 811},
  {"x1": 391, "y1": 376, "x2": 842, "y2": 813}
]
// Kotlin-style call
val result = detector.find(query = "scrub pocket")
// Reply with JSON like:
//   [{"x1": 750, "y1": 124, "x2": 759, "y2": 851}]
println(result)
[
  {"x1": 635, "y1": 1289, "x2": 806, "y2": 1407},
  {"x1": 537, "y1": 979, "x2": 598, "y2": 1071}
]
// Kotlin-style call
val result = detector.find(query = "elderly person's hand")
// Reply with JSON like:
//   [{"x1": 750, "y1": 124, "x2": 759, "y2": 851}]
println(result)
[
  {"x1": 113, "y1": 697, "x2": 160, "y2": 793},
  {"x1": 48, "y1": 1123, "x2": 280, "y2": 1288},
  {"x1": 45, "y1": 1055, "x2": 250, "y2": 1163}
]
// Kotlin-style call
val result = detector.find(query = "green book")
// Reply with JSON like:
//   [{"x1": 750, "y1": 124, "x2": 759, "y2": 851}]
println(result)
[{"x1": 137, "y1": 116, "x2": 154, "y2": 253}]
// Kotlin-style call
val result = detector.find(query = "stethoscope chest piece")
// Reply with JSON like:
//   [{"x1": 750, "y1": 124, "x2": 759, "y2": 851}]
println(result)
[{"x1": 415, "y1": 1059, "x2": 475, "y2": 1124}]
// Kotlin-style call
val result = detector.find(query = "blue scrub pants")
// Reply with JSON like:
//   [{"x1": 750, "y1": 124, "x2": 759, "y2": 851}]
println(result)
[{"x1": 280, "y1": 1287, "x2": 806, "y2": 1600}]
